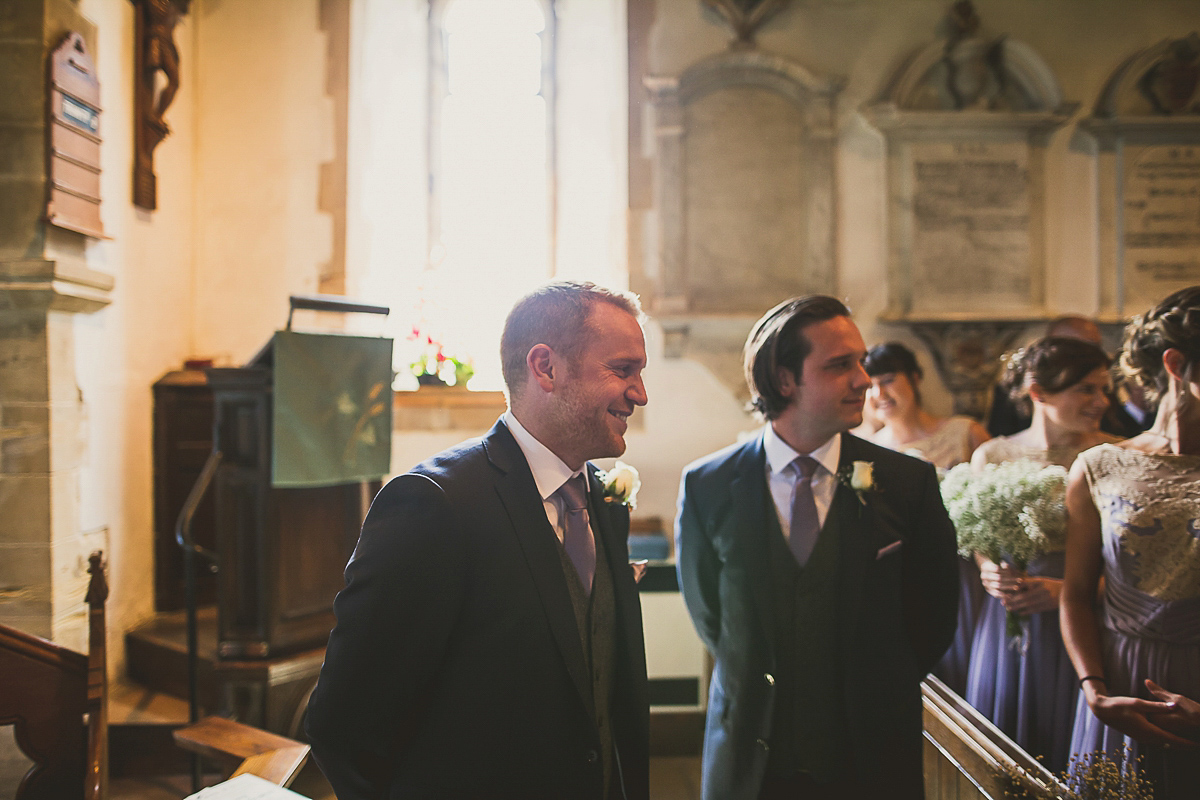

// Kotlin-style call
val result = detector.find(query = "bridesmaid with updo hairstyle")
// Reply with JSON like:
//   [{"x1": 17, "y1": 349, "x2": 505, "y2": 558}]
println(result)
[
  {"x1": 1063, "y1": 287, "x2": 1200, "y2": 797},
  {"x1": 966, "y1": 336, "x2": 1119, "y2": 773}
]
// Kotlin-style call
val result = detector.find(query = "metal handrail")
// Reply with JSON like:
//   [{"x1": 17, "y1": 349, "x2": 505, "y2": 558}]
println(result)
[
  {"x1": 285, "y1": 293, "x2": 390, "y2": 329},
  {"x1": 175, "y1": 448, "x2": 222, "y2": 793}
]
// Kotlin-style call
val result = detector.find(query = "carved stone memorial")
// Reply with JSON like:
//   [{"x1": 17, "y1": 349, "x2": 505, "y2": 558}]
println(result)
[
  {"x1": 645, "y1": 49, "x2": 842, "y2": 316},
  {"x1": 865, "y1": 5, "x2": 1076, "y2": 322},
  {"x1": 863, "y1": 3, "x2": 1077, "y2": 414},
  {"x1": 1081, "y1": 33, "x2": 1200, "y2": 318}
]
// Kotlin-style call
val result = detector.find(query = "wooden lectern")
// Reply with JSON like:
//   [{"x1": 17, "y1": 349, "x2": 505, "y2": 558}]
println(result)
[
  {"x1": 204, "y1": 296, "x2": 391, "y2": 659},
  {"x1": 205, "y1": 366, "x2": 378, "y2": 658}
]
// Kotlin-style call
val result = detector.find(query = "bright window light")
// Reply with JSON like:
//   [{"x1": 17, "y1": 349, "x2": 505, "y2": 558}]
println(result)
[{"x1": 404, "y1": 0, "x2": 551, "y2": 392}]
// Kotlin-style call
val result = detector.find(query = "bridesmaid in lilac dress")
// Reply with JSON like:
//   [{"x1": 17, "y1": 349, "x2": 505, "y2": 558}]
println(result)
[
  {"x1": 863, "y1": 342, "x2": 990, "y2": 696},
  {"x1": 1063, "y1": 287, "x2": 1200, "y2": 798},
  {"x1": 965, "y1": 338, "x2": 1118, "y2": 773}
]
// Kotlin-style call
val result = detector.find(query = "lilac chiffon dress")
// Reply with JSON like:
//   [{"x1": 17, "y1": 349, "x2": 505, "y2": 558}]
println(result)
[
  {"x1": 1069, "y1": 445, "x2": 1200, "y2": 798},
  {"x1": 965, "y1": 438, "x2": 1096, "y2": 773},
  {"x1": 873, "y1": 416, "x2": 984, "y2": 696}
]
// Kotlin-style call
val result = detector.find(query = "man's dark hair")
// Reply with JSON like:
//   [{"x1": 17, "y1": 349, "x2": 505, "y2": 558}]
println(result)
[
  {"x1": 743, "y1": 295, "x2": 852, "y2": 420},
  {"x1": 500, "y1": 281, "x2": 643, "y2": 402}
]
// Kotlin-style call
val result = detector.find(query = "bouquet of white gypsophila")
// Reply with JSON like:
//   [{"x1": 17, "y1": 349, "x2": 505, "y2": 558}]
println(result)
[{"x1": 940, "y1": 460, "x2": 1069, "y2": 639}]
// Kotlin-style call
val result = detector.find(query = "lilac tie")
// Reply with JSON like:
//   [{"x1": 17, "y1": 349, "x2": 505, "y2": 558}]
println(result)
[
  {"x1": 556, "y1": 474, "x2": 596, "y2": 595},
  {"x1": 789, "y1": 456, "x2": 820, "y2": 567}
]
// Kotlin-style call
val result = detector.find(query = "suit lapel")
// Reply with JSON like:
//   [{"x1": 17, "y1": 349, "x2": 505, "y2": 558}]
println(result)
[
  {"x1": 587, "y1": 466, "x2": 648, "y2": 709},
  {"x1": 484, "y1": 422, "x2": 593, "y2": 716},
  {"x1": 587, "y1": 467, "x2": 632, "y2": 598},
  {"x1": 834, "y1": 435, "x2": 898, "y2": 654},
  {"x1": 729, "y1": 437, "x2": 776, "y2": 642}
]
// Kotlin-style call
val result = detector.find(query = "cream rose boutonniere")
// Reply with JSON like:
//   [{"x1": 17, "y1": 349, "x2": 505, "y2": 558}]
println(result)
[
  {"x1": 597, "y1": 461, "x2": 640, "y2": 509},
  {"x1": 837, "y1": 460, "x2": 876, "y2": 506}
]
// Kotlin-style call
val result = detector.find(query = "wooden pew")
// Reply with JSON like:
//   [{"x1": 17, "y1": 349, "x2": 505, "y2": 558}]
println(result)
[
  {"x1": 0, "y1": 552, "x2": 108, "y2": 800},
  {"x1": 922, "y1": 676, "x2": 1061, "y2": 800}
]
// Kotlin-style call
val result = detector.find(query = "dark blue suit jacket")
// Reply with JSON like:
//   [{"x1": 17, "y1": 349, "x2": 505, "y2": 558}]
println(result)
[
  {"x1": 675, "y1": 432, "x2": 958, "y2": 800},
  {"x1": 306, "y1": 420, "x2": 649, "y2": 800}
]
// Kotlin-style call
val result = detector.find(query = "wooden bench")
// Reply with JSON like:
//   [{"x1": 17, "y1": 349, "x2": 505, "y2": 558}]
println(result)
[{"x1": 0, "y1": 552, "x2": 108, "y2": 800}]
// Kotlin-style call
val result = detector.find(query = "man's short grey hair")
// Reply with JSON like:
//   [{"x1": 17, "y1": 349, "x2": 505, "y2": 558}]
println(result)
[{"x1": 500, "y1": 281, "x2": 644, "y2": 401}]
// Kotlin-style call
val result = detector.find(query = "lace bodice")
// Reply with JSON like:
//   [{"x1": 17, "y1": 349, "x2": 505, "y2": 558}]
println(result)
[
  {"x1": 1080, "y1": 443, "x2": 1200, "y2": 602},
  {"x1": 972, "y1": 435, "x2": 1095, "y2": 471},
  {"x1": 874, "y1": 415, "x2": 976, "y2": 471}
]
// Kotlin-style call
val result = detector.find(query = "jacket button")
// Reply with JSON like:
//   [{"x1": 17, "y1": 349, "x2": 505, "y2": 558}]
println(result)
[
  {"x1": 756, "y1": 738, "x2": 769, "y2": 752},
  {"x1": 586, "y1": 750, "x2": 599, "y2": 764},
  {"x1": 764, "y1": 673, "x2": 775, "y2": 686}
]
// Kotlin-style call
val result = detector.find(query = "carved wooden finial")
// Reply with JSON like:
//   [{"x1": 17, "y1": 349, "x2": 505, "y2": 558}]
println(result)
[{"x1": 86, "y1": 551, "x2": 108, "y2": 609}]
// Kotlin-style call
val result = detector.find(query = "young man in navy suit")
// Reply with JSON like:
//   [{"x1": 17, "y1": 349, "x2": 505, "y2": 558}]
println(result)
[
  {"x1": 676, "y1": 295, "x2": 959, "y2": 800},
  {"x1": 306, "y1": 282, "x2": 650, "y2": 799}
]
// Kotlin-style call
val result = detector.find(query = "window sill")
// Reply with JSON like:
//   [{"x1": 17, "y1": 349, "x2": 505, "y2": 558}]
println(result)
[{"x1": 393, "y1": 385, "x2": 507, "y2": 431}]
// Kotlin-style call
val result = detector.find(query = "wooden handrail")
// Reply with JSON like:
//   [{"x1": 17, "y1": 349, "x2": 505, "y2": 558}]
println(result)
[{"x1": 173, "y1": 716, "x2": 310, "y2": 788}]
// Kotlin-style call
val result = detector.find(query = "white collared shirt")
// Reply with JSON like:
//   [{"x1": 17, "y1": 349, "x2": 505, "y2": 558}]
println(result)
[
  {"x1": 503, "y1": 410, "x2": 590, "y2": 543},
  {"x1": 763, "y1": 424, "x2": 841, "y2": 539}
]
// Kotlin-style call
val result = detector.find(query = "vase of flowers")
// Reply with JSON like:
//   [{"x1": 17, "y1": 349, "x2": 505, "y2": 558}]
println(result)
[{"x1": 407, "y1": 328, "x2": 474, "y2": 388}]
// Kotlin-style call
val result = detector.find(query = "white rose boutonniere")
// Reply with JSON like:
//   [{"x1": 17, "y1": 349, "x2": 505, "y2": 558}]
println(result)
[
  {"x1": 597, "y1": 461, "x2": 640, "y2": 510},
  {"x1": 837, "y1": 460, "x2": 877, "y2": 506}
]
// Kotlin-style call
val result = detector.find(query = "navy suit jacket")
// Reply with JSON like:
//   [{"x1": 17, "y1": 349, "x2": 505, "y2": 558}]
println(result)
[
  {"x1": 306, "y1": 420, "x2": 649, "y2": 800},
  {"x1": 675, "y1": 432, "x2": 958, "y2": 800}
]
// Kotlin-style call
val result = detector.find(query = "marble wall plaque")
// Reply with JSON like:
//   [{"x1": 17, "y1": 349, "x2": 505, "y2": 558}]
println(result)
[
  {"x1": 684, "y1": 87, "x2": 807, "y2": 312},
  {"x1": 909, "y1": 140, "x2": 1032, "y2": 311},
  {"x1": 1123, "y1": 144, "x2": 1200, "y2": 307}
]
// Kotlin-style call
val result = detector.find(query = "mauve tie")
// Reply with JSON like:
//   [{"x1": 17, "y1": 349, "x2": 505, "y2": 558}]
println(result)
[
  {"x1": 789, "y1": 456, "x2": 820, "y2": 567},
  {"x1": 556, "y1": 474, "x2": 596, "y2": 595}
]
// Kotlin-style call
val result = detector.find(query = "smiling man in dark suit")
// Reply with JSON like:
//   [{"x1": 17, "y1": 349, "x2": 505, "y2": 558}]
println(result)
[
  {"x1": 676, "y1": 295, "x2": 959, "y2": 800},
  {"x1": 305, "y1": 281, "x2": 650, "y2": 800}
]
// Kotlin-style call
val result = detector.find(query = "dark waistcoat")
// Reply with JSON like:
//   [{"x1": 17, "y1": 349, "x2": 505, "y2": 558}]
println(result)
[
  {"x1": 558, "y1": 511, "x2": 616, "y2": 793},
  {"x1": 765, "y1": 491, "x2": 849, "y2": 783}
]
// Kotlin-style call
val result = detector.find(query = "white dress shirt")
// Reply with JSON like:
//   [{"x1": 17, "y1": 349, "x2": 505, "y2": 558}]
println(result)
[
  {"x1": 503, "y1": 410, "x2": 589, "y2": 543},
  {"x1": 763, "y1": 424, "x2": 841, "y2": 540}
]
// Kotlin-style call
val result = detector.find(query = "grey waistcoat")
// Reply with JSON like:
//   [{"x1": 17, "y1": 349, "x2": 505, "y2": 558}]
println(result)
[{"x1": 558, "y1": 514, "x2": 616, "y2": 794}]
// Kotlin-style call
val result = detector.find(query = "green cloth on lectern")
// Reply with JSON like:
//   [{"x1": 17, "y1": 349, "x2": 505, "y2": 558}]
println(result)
[{"x1": 272, "y1": 331, "x2": 393, "y2": 488}]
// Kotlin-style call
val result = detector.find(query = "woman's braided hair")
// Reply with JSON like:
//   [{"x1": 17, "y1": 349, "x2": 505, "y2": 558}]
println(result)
[{"x1": 1120, "y1": 286, "x2": 1200, "y2": 403}]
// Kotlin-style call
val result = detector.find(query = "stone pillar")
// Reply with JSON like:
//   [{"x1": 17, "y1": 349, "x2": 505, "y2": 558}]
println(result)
[{"x1": 0, "y1": 1, "x2": 112, "y2": 651}]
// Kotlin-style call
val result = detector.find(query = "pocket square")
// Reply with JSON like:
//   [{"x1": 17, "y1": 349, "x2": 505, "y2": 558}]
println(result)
[{"x1": 875, "y1": 540, "x2": 902, "y2": 560}]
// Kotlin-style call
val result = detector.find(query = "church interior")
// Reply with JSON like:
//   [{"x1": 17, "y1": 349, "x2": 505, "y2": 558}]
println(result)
[{"x1": 4, "y1": 0, "x2": 1200, "y2": 797}]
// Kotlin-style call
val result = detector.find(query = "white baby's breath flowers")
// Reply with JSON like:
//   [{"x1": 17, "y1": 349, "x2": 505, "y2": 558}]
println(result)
[{"x1": 598, "y1": 461, "x2": 640, "y2": 509}]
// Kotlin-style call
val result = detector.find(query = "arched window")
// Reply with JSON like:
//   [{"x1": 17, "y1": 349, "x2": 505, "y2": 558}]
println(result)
[{"x1": 409, "y1": 0, "x2": 555, "y2": 390}]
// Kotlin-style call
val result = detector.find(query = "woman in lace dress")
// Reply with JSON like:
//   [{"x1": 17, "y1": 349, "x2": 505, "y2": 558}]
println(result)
[
  {"x1": 1063, "y1": 287, "x2": 1200, "y2": 797},
  {"x1": 965, "y1": 337, "x2": 1119, "y2": 772},
  {"x1": 864, "y1": 342, "x2": 990, "y2": 695}
]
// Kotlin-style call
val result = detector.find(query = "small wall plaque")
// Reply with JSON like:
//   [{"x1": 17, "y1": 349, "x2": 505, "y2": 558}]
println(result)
[{"x1": 47, "y1": 32, "x2": 105, "y2": 239}]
